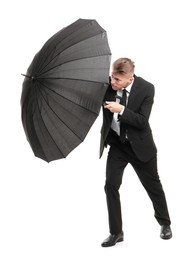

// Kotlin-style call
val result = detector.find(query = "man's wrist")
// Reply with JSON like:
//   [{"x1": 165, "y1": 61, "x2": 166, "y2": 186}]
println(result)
[{"x1": 119, "y1": 106, "x2": 125, "y2": 115}]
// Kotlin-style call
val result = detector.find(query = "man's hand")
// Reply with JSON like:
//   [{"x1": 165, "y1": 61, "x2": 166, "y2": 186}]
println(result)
[{"x1": 104, "y1": 101, "x2": 125, "y2": 113}]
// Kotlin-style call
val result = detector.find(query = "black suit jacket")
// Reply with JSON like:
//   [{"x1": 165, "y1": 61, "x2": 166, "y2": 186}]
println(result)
[{"x1": 100, "y1": 75, "x2": 157, "y2": 162}]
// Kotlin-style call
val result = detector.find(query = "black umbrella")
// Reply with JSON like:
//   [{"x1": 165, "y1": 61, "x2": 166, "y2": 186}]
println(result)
[{"x1": 21, "y1": 18, "x2": 111, "y2": 162}]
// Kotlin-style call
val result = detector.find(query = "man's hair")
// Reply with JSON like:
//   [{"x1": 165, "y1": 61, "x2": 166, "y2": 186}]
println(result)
[{"x1": 112, "y1": 58, "x2": 135, "y2": 76}]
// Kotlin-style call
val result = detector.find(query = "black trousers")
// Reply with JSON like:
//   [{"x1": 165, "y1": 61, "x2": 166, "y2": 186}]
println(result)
[{"x1": 105, "y1": 133, "x2": 171, "y2": 235}]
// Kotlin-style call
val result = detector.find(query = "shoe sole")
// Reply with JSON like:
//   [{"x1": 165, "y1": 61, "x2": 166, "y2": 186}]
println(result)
[{"x1": 160, "y1": 234, "x2": 172, "y2": 240}]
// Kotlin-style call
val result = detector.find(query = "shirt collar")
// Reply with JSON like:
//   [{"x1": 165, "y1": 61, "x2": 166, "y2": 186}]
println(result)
[{"x1": 122, "y1": 78, "x2": 134, "y2": 93}]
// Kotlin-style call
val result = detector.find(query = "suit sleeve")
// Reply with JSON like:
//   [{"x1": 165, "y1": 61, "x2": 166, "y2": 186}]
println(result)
[{"x1": 120, "y1": 84, "x2": 154, "y2": 129}]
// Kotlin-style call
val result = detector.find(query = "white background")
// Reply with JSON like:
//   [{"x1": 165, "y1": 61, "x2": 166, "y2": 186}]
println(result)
[{"x1": 1, "y1": 0, "x2": 185, "y2": 259}]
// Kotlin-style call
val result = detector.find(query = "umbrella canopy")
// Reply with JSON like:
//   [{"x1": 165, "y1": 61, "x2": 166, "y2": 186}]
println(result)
[{"x1": 21, "y1": 18, "x2": 111, "y2": 162}]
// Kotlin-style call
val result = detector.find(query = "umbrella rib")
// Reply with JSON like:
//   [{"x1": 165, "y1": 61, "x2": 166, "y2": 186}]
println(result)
[
  {"x1": 38, "y1": 76, "x2": 109, "y2": 86},
  {"x1": 37, "y1": 82, "x2": 90, "y2": 142}
]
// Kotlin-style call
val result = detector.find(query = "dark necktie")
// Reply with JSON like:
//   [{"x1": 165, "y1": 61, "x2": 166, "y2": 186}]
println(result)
[
  {"x1": 120, "y1": 89, "x2": 127, "y2": 106},
  {"x1": 119, "y1": 89, "x2": 127, "y2": 140},
  {"x1": 116, "y1": 89, "x2": 127, "y2": 121}
]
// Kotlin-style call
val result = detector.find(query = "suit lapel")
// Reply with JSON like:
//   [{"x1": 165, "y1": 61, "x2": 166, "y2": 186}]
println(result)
[{"x1": 127, "y1": 76, "x2": 139, "y2": 108}]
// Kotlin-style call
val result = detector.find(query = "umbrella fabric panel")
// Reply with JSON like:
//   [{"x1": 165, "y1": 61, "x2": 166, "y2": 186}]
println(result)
[
  {"x1": 41, "y1": 56, "x2": 111, "y2": 83},
  {"x1": 21, "y1": 82, "x2": 64, "y2": 161},
  {"x1": 23, "y1": 82, "x2": 99, "y2": 161},
  {"x1": 33, "y1": 102, "x2": 84, "y2": 160},
  {"x1": 37, "y1": 84, "x2": 98, "y2": 139},
  {"x1": 40, "y1": 78, "x2": 107, "y2": 114},
  {"x1": 28, "y1": 19, "x2": 110, "y2": 79},
  {"x1": 29, "y1": 108, "x2": 64, "y2": 162},
  {"x1": 24, "y1": 94, "x2": 89, "y2": 162},
  {"x1": 37, "y1": 33, "x2": 111, "y2": 80}
]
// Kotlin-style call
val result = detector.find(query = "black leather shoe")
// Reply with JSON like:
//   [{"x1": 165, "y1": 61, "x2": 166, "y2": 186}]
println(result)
[
  {"x1": 160, "y1": 225, "x2": 172, "y2": 239},
  {"x1": 101, "y1": 231, "x2": 124, "y2": 247}
]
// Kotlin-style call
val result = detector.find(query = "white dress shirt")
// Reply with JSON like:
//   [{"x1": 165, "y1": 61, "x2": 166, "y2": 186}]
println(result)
[{"x1": 111, "y1": 81, "x2": 134, "y2": 135}]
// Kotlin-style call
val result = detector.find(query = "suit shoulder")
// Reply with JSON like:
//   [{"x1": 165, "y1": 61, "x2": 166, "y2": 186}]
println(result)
[{"x1": 135, "y1": 76, "x2": 154, "y2": 89}]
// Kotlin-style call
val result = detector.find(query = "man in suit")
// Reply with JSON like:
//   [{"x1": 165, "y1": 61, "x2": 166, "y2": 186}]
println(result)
[{"x1": 100, "y1": 58, "x2": 172, "y2": 247}]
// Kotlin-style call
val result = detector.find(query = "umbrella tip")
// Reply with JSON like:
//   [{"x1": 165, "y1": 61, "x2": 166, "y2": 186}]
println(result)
[
  {"x1": 21, "y1": 74, "x2": 35, "y2": 82},
  {"x1": 21, "y1": 74, "x2": 31, "y2": 79}
]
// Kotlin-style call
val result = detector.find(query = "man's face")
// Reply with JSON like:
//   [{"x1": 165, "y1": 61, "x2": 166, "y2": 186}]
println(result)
[{"x1": 111, "y1": 73, "x2": 133, "y2": 90}]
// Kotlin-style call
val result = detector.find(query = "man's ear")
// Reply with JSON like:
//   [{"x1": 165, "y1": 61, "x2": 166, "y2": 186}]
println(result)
[{"x1": 129, "y1": 76, "x2": 134, "y2": 84}]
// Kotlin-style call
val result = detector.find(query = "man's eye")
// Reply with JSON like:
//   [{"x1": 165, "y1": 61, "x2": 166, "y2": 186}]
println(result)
[{"x1": 111, "y1": 77, "x2": 121, "y2": 82}]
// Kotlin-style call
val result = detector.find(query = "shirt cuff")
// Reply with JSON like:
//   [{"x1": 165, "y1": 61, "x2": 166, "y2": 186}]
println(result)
[{"x1": 119, "y1": 106, "x2": 125, "y2": 115}]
